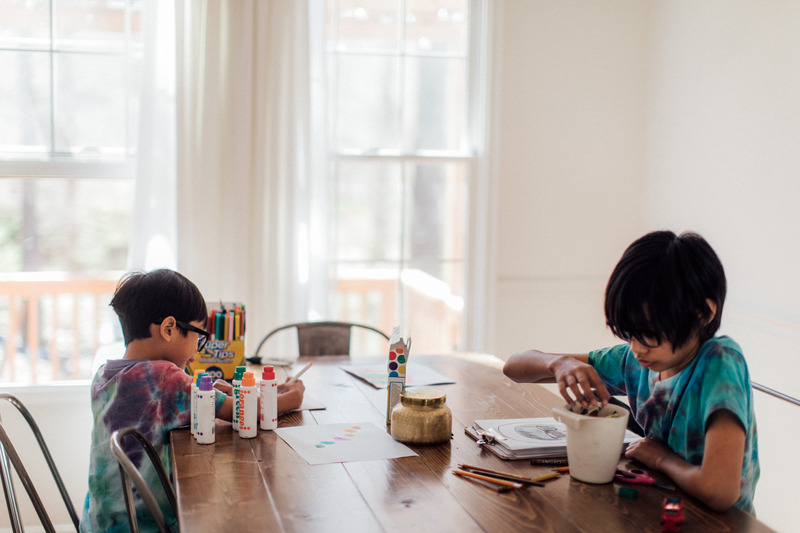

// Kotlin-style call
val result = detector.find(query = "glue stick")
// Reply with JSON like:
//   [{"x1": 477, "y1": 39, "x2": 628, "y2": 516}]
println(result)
[
  {"x1": 260, "y1": 366, "x2": 278, "y2": 431},
  {"x1": 238, "y1": 371, "x2": 257, "y2": 438},
  {"x1": 232, "y1": 366, "x2": 245, "y2": 431},
  {"x1": 196, "y1": 376, "x2": 215, "y2": 444}
]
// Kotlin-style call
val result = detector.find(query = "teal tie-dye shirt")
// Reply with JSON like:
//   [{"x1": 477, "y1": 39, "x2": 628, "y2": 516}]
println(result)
[
  {"x1": 80, "y1": 359, "x2": 226, "y2": 532},
  {"x1": 589, "y1": 336, "x2": 759, "y2": 513}
]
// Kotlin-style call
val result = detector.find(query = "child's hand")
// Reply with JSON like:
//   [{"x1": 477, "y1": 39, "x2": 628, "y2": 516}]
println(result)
[
  {"x1": 624, "y1": 437, "x2": 670, "y2": 470},
  {"x1": 277, "y1": 377, "x2": 305, "y2": 395},
  {"x1": 552, "y1": 357, "x2": 610, "y2": 409},
  {"x1": 213, "y1": 379, "x2": 234, "y2": 397},
  {"x1": 277, "y1": 378, "x2": 305, "y2": 413}
]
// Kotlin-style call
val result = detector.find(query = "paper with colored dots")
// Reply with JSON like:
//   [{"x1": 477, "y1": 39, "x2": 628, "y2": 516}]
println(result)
[{"x1": 275, "y1": 422, "x2": 417, "y2": 465}]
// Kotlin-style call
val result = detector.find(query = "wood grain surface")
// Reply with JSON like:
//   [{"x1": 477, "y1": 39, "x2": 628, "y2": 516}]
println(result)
[{"x1": 171, "y1": 353, "x2": 775, "y2": 533}]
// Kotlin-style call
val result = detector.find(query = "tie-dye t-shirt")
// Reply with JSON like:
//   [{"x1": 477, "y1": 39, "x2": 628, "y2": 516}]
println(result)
[
  {"x1": 80, "y1": 359, "x2": 226, "y2": 532},
  {"x1": 588, "y1": 336, "x2": 759, "y2": 513}
]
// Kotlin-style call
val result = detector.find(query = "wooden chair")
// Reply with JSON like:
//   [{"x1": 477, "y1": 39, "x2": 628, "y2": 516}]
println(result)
[
  {"x1": 0, "y1": 393, "x2": 80, "y2": 533},
  {"x1": 110, "y1": 428, "x2": 177, "y2": 533},
  {"x1": 250, "y1": 321, "x2": 390, "y2": 362}
]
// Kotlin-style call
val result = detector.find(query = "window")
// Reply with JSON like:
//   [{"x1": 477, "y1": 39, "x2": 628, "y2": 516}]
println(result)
[
  {"x1": 0, "y1": 0, "x2": 142, "y2": 382},
  {"x1": 321, "y1": 0, "x2": 481, "y2": 352}
]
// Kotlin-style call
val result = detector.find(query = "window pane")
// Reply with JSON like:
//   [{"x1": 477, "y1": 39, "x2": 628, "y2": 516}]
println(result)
[
  {"x1": 322, "y1": 0, "x2": 477, "y2": 352},
  {"x1": 332, "y1": 54, "x2": 401, "y2": 152},
  {"x1": 0, "y1": 0, "x2": 50, "y2": 49},
  {"x1": 404, "y1": 162, "x2": 468, "y2": 263},
  {"x1": 0, "y1": 50, "x2": 51, "y2": 154},
  {"x1": 54, "y1": 52, "x2": 132, "y2": 156},
  {"x1": 404, "y1": 56, "x2": 468, "y2": 151},
  {"x1": 333, "y1": 161, "x2": 402, "y2": 261},
  {"x1": 329, "y1": 0, "x2": 399, "y2": 53},
  {"x1": 405, "y1": 0, "x2": 469, "y2": 55},
  {"x1": 336, "y1": 261, "x2": 399, "y2": 346},
  {"x1": 54, "y1": 0, "x2": 142, "y2": 52},
  {"x1": 400, "y1": 261, "x2": 463, "y2": 352},
  {"x1": 0, "y1": 178, "x2": 133, "y2": 271}
]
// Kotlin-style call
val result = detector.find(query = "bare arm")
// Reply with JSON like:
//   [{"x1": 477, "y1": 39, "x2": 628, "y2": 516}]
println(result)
[
  {"x1": 503, "y1": 349, "x2": 611, "y2": 409},
  {"x1": 625, "y1": 409, "x2": 745, "y2": 512},
  {"x1": 213, "y1": 379, "x2": 234, "y2": 421},
  {"x1": 212, "y1": 377, "x2": 305, "y2": 420}
]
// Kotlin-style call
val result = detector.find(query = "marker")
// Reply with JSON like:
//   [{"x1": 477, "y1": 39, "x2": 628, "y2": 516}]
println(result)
[
  {"x1": 191, "y1": 372, "x2": 207, "y2": 435},
  {"x1": 289, "y1": 362, "x2": 313, "y2": 383},
  {"x1": 195, "y1": 376, "x2": 215, "y2": 444},
  {"x1": 238, "y1": 372, "x2": 257, "y2": 438},
  {"x1": 232, "y1": 366, "x2": 246, "y2": 431},
  {"x1": 260, "y1": 366, "x2": 278, "y2": 431}
]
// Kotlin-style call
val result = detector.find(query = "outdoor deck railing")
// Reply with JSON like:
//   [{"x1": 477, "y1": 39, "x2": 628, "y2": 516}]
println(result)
[
  {"x1": 1, "y1": 271, "x2": 462, "y2": 383},
  {"x1": 0, "y1": 272, "x2": 122, "y2": 383}
]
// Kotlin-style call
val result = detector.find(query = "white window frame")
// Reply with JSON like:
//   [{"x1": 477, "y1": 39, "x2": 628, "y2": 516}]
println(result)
[
  {"x1": 0, "y1": 0, "x2": 141, "y2": 181},
  {"x1": 320, "y1": 0, "x2": 492, "y2": 351}
]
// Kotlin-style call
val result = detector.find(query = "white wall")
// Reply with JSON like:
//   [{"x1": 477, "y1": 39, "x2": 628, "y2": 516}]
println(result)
[
  {"x1": 489, "y1": 1, "x2": 799, "y2": 531},
  {"x1": 642, "y1": 2, "x2": 800, "y2": 530},
  {"x1": 489, "y1": 0, "x2": 651, "y2": 357}
]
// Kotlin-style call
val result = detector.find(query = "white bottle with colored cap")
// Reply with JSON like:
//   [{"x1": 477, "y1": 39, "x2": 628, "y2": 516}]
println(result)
[
  {"x1": 238, "y1": 371, "x2": 258, "y2": 438},
  {"x1": 232, "y1": 366, "x2": 245, "y2": 431},
  {"x1": 191, "y1": 372, "x2": 207, "y2": 435},
  {"x1": 195, "y1": 376, "x2": 216, "y2": 444},
  {"x1": 259, "y1": 366, "x2": 278, "y2": 431}
]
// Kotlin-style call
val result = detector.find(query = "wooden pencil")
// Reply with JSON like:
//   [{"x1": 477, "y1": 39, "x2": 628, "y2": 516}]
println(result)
[
  {"x1": 457, "y1": 464, "x2": 547, "y2": 486},
  {"x1": 529, "y1": 472, "x2": 560, "y2": 483},
  {"x1": 453, "y1": 469, "x2": 524, "y2": 489}
]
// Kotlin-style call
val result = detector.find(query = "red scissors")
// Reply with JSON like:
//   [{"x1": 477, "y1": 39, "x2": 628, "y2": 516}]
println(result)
[{"x1": 615, "y1": 468, "x2": 675, "y2": 490}]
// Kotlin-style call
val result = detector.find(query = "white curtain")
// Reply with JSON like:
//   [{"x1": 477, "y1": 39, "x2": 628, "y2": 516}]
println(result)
[
  {"x1": 172, "y1": 0, "x2": 317, "y2": 346},
  {"x1": 129, "y1": 0, "x2": 178, "y2": 271}
]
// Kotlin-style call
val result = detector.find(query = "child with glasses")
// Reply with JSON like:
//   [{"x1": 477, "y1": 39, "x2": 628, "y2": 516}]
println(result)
[
  {"x1": 503, "y1": 231, "x2": 759, "y2": 513},
  {"x1": 81, "y1": 269, "x2": 305, "y2": 532}
]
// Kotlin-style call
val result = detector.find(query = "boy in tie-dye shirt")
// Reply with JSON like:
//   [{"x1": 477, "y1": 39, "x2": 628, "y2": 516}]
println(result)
[
  {"x1": 503, "y1": 231, "x2": 759, "y2": 513},
  {"x1": 80, "y1": 269, "x2": 305, "y2": 532}
]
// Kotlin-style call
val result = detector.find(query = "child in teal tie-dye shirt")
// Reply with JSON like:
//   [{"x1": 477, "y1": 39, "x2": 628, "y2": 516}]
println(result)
[
  {"x1": 80, "y1": 269, "x2": 305, "y2": 532},
  {"x1": 503, "y1": 231, "x2": 759, "y2": 513}
]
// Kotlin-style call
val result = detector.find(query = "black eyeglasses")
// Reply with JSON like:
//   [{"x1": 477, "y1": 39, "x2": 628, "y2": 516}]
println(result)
[{"x1": 176, "y1": 321, "x2": 211, "y2": 352}]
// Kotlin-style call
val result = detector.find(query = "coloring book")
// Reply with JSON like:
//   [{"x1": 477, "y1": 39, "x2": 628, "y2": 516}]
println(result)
[{"x1": 466, "y1": 417, "x2": 640, "y2": 460}]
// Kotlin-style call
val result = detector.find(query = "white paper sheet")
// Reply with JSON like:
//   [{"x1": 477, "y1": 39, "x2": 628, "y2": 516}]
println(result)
[
  {"x1": 341, "y1": 363, "x2": 455, "y2": 389},
  {"x1": 276, "y1": 422, "x2": 417, "y2": 465}
]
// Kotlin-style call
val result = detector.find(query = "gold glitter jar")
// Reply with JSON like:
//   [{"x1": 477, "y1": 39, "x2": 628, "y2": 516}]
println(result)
[{"x1": 390, "y1": 388, "x2": 452, "y2": 444}]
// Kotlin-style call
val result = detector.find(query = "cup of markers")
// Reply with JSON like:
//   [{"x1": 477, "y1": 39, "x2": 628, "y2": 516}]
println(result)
[{"x1": 552, "y1": 404, "x2": 630, "y2": 484}]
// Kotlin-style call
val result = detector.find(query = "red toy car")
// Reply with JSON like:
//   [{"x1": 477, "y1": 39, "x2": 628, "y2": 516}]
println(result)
[{"x1": 661, "y1": 497, "x2": 684, "y2": 532}]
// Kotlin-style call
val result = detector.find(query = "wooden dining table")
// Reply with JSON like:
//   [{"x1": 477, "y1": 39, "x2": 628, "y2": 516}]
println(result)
[{"x1": 170, "y1": 353, "x2": 776, "y2": 533}]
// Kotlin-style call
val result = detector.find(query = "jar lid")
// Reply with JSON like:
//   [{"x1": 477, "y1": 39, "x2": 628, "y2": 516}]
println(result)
[{"x1": 400, "y1": 388, "x2": 446, "y2": 407}]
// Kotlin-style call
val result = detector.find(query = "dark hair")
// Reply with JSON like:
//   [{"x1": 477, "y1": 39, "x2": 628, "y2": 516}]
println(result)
[
  {"x1": 110, "y1": 269, "x2": 207, "y2": 345},
  {"x1": 604, "y1": 231, "x2": 726, "y2": 349}
]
